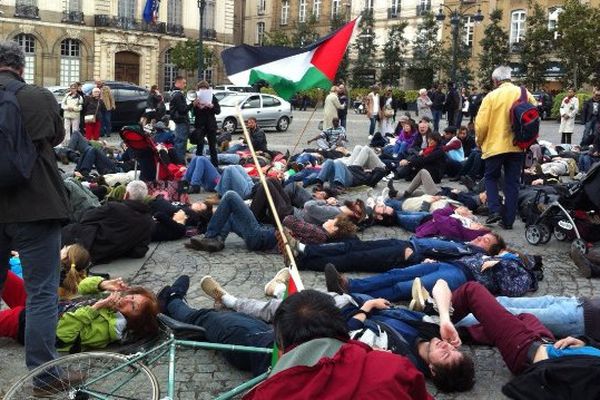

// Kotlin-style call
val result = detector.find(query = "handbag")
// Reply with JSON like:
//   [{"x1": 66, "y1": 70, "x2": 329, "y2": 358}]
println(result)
[
  {"x1": 85, "y1": 100, "x2": 100, "y2": 124},
  {"x1": 383, "y1": 105, "x2": 394, "y2": 118}
]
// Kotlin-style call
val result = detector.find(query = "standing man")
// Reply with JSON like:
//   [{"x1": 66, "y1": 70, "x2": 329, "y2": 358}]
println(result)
[
  {"x1": 169, "y1": 76, "x2": 191, "y2": 164},
  {"x1": 430, "y1": 84, "x2": 445, "y2": 133},
  {"x1": 95, "y1": 78, "x2": 115, "y2": 137},
  {"x1": 366, "y1": 84, "x2": 381, "y2": 139},
  {"x1": 468, "y1": 87, "x2": 483, "y2": 123},
  {"x1": 475, "y1": 66, "x2": 535, "y2": 229},
  {"x1": 0, "y1": 41, "x2": 70, "y2": 380},
  {"x1": 192, "y1": 80, "x2": 221, "y2": 166},
  {"x1": 581, "y1": 90, "x2": 600, "y2": 146},
  {"x1": 337, "y1": 84, "x2": 349, "y2": 129},
  {"x1": 323, "y1": 86, "x2": 343, "y2": 130},
  {"x1": 445, "y1": 82, "x2": 460, "y2": 127}
]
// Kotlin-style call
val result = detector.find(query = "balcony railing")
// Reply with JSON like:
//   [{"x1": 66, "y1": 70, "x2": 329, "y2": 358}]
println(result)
[
  {"x1": 94, "y1": 15, "x2": 166, "y2": 34},
  {"x1": 257, "y1": 6, "x2": 265, "y2": 15},
  {"x1": 62, "y1": 10, "x2": 85, "y2": 24},
  {"x1": 14, "y1": 4, "x2": 39, "y2": 19},
  {"x1": 166, "y1": 23, "x2": 184, "y2": 36},
  {"x1": 510, "y1": 42, "x2": 523, "y2": 53},
  {"x1": 203, "y1": 28, "x2": 217, "y2": 40},
  {"x1": 416, "y1": 1, "x2": 431, "y2": 15},
  {"x1": 388, "y1": 7, "x2": 400, "y2": 18}
]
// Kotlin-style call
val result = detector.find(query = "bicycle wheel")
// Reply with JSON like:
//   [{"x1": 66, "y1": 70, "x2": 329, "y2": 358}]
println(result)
[{"x1": 4, "y1": 352, "x2": 160, "y2": 400}]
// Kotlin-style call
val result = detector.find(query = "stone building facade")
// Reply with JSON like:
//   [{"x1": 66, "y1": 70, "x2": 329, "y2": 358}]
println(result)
[{"x1": 0, "y1": 0, "x2": 235, "y2": 89}]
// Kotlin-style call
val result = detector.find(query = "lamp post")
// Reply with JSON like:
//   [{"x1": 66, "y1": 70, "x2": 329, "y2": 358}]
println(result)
[
  {"x1": 197, "y1": 0, "x2": 206, "y2": 80},
  {"x1": 435, "y1": 1, "x2": 484, "y2": 83}
]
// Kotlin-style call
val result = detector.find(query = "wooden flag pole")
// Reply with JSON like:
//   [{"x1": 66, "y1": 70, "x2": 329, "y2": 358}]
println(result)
[{"x1": 235, "y1": 109, "x2": 304, "y2": 290}]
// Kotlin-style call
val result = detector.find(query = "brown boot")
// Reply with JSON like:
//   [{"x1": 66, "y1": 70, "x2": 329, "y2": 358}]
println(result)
[{"x1": 585, "y1": 248, "x2": 600, "y2": 266}]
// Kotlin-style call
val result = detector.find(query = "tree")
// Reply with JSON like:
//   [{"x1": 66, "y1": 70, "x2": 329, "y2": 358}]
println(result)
[
  {"x1": 477, "y1": 9, "x2": 509, "y2": 90},
  {"x1": 263, "y1": 31, "x2": 291, "y2": 47},
  {"x1": 380, "y1": 22, "x2": 408, "y2": 86},
  {"x1": 291, "y1": 15, "x2": 319, "y2": 47},
  {"x1": 407, "y1": 12, "x2": 444, "y2": 89},
  {"x1": 519, "y1": 2, "x2": 553, "y2": 90},
  {"x1": 171, "y1": 39, "x2": 213, "y2": 74},
  {"x1": 556, "y1": 0, "x2": 600, "y2": 87},
  {"x1": 350, "y1": 10, "x2": 378, "y2": 87}
]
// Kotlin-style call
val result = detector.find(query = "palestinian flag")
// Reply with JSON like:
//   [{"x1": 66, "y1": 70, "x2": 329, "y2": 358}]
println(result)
[{"x1": 221, "y1": 18, "x2": 359, "y2": 100}]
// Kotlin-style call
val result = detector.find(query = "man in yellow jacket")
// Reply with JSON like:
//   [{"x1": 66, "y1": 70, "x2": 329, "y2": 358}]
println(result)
[{"x1": 475, "y1": 66, "x2": 536, "y2": 229}]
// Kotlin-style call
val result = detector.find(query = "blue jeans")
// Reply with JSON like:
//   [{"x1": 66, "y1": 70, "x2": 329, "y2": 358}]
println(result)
[
  {"x1": 295, "y1": 153, "x2": 318, "y2": 166},
  {"x1": 317, "y1": 159, "x2": 353, "y2": 187},
  {"x1": 100, "y1": 109, "x2": 112, "y2": 137},
  {"x1": 215, "y1": 165, "x2": 255, "y2": 199},
  {"x1": 460, "y1": 149, "x2": 484, "y2": 178},
  {"x1": 409, "y1": 237, "x2": 475, "y2": 260},
  {"x1": 0, "y1": 221, "x2": 61, "y2": 370},
  {"x1": 484, "y1": 152, "x2": 524, "y2": 225},
  {"x1": 347, "y1": 262, "x2": 467, "y2": 301},
  {"x1": 457, "y1": 295, "x2": 584, "y2": 339},
  {"x1": 173, "y1": 122, "x2": 190, "y2": 164},
  {"x1": 384, "y1": 199, "x2": 430, "y2": 231},
  {"x1": 226, "y1": 143, "x2": 248, "y2": 153},
  {"x1": 369, "y1": 116, "x2": 378, "y2": 136},
  {"x1": 166, "y1": 298, "x2": 273, "y2": 376},
  {"x1": 205, "y1": 191, "x2": 276, "y2": 251},
  {"x1": 578, "y1": 154, "x2": 600, "y2": 173},
  {"x1": 76, "y1": 147, "x2": 117, "y2": 175},
  {"x1": 184, "y1": 156, "x2": 220, "y2": 190},
  {"x1": 432, "y1": 110, "x2": 442, "y2": 132},
  {"x1": 392, "y1": 141, "x2": 409, "y2": 157}
]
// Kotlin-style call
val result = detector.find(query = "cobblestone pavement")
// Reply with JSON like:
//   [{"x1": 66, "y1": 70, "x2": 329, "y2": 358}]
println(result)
[{"x1": 1, "y1": 113, "x2": 598, "y2": 399}]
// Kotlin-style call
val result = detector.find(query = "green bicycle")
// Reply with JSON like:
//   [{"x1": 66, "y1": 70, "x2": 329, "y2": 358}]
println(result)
[{"x1": 4, "y1": 314, "x2": 273, "y2": 400}]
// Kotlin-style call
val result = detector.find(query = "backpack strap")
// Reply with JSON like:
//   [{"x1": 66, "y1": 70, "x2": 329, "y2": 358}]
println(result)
[
  {"x1": 1, "y1": 79, "x2": 26, "y2": 95},
  {"x1": 519, "y1": 85, "x2": 527, "y2": 103}
]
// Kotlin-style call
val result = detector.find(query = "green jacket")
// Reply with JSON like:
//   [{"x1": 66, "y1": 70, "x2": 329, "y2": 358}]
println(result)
[{"x1": 55, "y1": 276, "x2": 120, "y2": 352}]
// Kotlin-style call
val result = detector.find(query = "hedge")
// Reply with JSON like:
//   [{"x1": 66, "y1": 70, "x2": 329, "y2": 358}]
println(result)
[{"x1": 551, "y1": 92, "x2": 592, "y2": 119}]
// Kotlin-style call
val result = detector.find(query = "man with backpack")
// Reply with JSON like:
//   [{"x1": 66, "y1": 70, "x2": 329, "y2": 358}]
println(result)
[
  {"x1": 0, "y1": 41, "x2": 71, "y2": 385},
  {"x1": 169, "y1": 76, "x2": 192, "y2": 164},
  {"x1": 475, "y1": 66, "x2": 537, "y2": 230}
]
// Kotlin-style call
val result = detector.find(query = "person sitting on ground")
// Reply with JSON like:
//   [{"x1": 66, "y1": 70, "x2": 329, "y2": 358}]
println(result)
[
  {"x1": 395, "y1": 132, "x2": 446, "y2": 183},
  {"x1": 391, "y1": 120, "x2": 420, "y2": 159},
  {"x1": 457, "y1": 125, "x2": 476, "y2": 158},
  {"x1": 441, "y1": 126, "x2": 465, "y2": 179},
  {"x1": 306, "y1": 117, "x2": 347, "y2": 150},
  {"x1": 226, "y1": 117, "x2": 268, "y2": 154}
]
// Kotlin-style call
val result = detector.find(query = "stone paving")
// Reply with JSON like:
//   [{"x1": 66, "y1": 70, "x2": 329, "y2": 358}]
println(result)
[{"x1": 1, "y1": 113, "x2": 599, "y2": 399}]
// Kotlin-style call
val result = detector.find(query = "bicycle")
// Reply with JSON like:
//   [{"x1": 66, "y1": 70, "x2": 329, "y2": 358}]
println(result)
[{"x1": 4, "y1": 314, "x2": 273, "y2": 400}]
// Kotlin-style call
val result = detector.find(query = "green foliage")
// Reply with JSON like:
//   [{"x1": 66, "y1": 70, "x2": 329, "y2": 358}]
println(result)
[
  {"x1": 404, "y1": 90, "x2": 419, "y2": 104},
  {"x1": 550, "y1": 92, "x2": 591, "y2": 119},
  {"x1": 171, "y1": 39, "x2": 213, "y2": 73},
  {"x1": 264, "y1": 31, "x2": 291, "y2": 47},
  {"x1": 291, "y1": 15, "x2": 320, "y2": 47},
  {"x1": 519, "y1": 2, "x2": 553, "y2": 90},
  {"x1": 477, "y1": 9, "x2": 509, "y2": 90},
  {"x1": 408, "y1": 12, "x2": 444, "y2": 88},
  {"x1": 351, "y1": 10, "x2": 378, "y2": 87},
  {"x1": 556, "y1": 0, "x2": 600, "y2": 87},
  {"x1": 348, "y1": 88, "x2": 407, "y2": 104},
  {"x1": 380, "y1": 22, "x2": 408, "y2": 86}
]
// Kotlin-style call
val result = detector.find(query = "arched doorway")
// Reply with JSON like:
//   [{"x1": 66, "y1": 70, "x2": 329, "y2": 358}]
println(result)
[{"x1": 115, "y1": 51, "x2": 140, "y2": 84}]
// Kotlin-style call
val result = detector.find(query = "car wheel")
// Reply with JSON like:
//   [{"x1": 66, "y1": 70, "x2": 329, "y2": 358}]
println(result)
[
  {"x1": 222, "y1": 117, "x2": 237, "y2": 134},
  {"x1": 276, "y1": 116, "x2": 290, "y2": 132}
]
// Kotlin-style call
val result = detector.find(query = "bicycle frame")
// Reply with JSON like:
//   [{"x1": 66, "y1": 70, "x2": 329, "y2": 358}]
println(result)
[{"x1": 78, "y1": 333, "x2": 273, "y2": 400}]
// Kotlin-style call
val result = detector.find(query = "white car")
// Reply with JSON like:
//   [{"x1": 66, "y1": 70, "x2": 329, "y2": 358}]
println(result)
[{"x1": 216, "y1": 92, "x2": 293, "y2": 133}]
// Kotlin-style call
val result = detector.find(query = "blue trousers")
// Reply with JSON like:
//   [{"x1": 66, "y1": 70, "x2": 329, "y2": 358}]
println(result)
[
  {"x1": 348, "y1": 262, "x2": 468, "y2": 301},
  {"x1": 369, "y1": 116, "x2": 378, "y2": 136},
  {"x1": 317, "y1": 159, "x2": 353, "y2": 187},
  {"x1": 173, "y1": 122, "x2": 190, "y2": 164},
  {"x1": 484, "y1": 152, "x2": 524, "y2": 225},
  {"x1": 184, "y1": 156, "x2": 219, "y2": 190},
  {"x1": 215, "y1": 165, "x2": 255, "y2": 199},
  {"x1": 76, "y1": 147, "x2": 117, "y2": 175},
  {"x1": 100, "y1": 110, "x2": 112, "y2": 137},
  {"x1": 0, "y1": 221, "x2": 61, "y2": 370},
  {"x1": 432, "y1": 110, "x2": 442, "y2": 133}
]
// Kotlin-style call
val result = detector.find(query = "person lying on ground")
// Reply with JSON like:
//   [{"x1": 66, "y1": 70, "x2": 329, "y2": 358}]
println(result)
[
  {"x1": 323, "y1": 245, "x2": 538, "y2": 301},
  {"x1": 305, "y1": 154, "x2": 387, "y2": 192},
  {"x1": 301, "y1": 197, "x2": 367, "y2": 225},
  {"x1": 280, "y1": 231, "x2": 505, "y2": 272},
  {"x1": 414, "y1": 205, "x2": 490, "y2": 242}
]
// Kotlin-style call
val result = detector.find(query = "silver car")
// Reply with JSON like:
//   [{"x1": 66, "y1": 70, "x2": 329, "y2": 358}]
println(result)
[{"x1": 216, "y1": 93, "x2": 293, "y2": 133}]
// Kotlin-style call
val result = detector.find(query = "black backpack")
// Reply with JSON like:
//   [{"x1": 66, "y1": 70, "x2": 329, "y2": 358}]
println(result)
[{"x1": 0, "y1": 80, "x2": 37, "y2": 188}]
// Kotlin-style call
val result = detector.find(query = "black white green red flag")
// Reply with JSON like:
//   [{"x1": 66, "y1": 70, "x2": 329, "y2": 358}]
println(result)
[{"x1": 221, "y1": 18, "x2": 359, "y2": 100}]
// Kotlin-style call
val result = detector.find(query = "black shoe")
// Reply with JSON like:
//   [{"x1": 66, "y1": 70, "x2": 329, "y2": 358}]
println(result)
[
  {"x1": 157, "y1": 275, "x2": 190, "y2": 313},
  {"x1": 498, "y1": 221, "x2": 513, "y2": 230},
  {"x1": 485, "y1": 213, "x2": 502, "y2": 225},
  {"x1": 571, "y1": 248, "x2": 592, "y2": 278},
  {"x1": 188, "y1": 185, "x2": 201, "y2": 194},
  {"x1": 187, "y1": 235, "x2": 224, "y2": 252},
  {"x1": 324, "y1": 264, "x2": 348, "y2": 295},
  {"x1": 461, "y1": 175, "x2": 475, "y2": 191},
  {"x1": 172, "y1": 275, "x2": 190, "y2": 297},
  {"x1": 387, "y1": 179, "x2": 398, "y2": 198}
]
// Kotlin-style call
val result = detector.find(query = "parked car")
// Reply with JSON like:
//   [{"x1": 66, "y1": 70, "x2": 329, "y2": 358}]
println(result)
[
  {"x1": 81, "y1": 81, "x2": 149, "y2": 130},
  {"x1": 46, "y1": 86, "x2": 70, "y2": 104},
  {"x1": 216, "y1": 93, "x2": 293, "y2": 133},
  {"x1": 533, "y1": 92, "x2": 553, "y2": 120},
  {"x1": 213, "y1": 85, "x2": 254, "y2": 93}
]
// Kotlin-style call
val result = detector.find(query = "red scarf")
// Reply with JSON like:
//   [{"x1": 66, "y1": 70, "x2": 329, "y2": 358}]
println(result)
[{"x1": 423, "y1": 144, "x2": 436, "y2": 156}]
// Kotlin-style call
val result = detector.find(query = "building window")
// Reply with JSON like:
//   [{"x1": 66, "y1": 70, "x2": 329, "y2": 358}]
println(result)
[
  {"x1": 118, "y1": 0, "x2": 136, "y2": 19},
  {"x1": 299, "y1": 0, "x2": 306, "y2": 23},
  {"x1": 510, "y1": 10, "x2": 526, "y2": 44},
  {"x1": 256, "y1": 22, "x2": 265, "y2": 45},
  {"x1": 167, "y1": 0, "x2": 182, "y2": 25},
  {"x1": 14, "y1": 34, "x2": 35, "y2": 84},
  {"x1": 163, "y1": 49, "x2": 177, "y2": 92},
  {"x1": 332, "y1": 0, "x2": 341, "y2": 17},
  {"x1": 202, "y1": 52, "x2": 213, "y2": 84},
  {"x1": 66, "y1": 0, "x2": 81, "y2": 11},
  {"x1": 365, "y1": 0, "x2": 374, "y2": 11},
  {"x1": 313, "y1": 0, "x2": 321, "y2": 19},
  {"x1": 281, "y1": 0, "x2": 289, "y2": 25},
  {"x1": 548, "y1": 7, "x2": 563, "y2": 40},
  {"x1": 391, "y1": 0, "x2": 400, "y2": 15},
  {"x1": 60, "y1": 39, "x2": 80, "y2": 86},
  {"x1": 463, "y1": 16, "x2": 474, "y2": 47},
  {"x1": 257, "y1": 0, "x2": 266, "y2": 15},
  {"x1": 204, "y1": 0, "x2": 216, "y2": 32}
]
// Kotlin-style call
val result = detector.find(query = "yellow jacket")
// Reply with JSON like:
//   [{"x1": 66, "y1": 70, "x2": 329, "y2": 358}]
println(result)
[
  {"x1": 100, "y1": 86, "x2": 116, "y2": 110},
  {"x1": 475, "y1": 82, "x2": 536, "y2": 159}
]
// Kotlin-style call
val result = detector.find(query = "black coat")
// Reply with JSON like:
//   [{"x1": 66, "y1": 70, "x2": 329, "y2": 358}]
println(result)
[
  {"x1": 169, "y1": 89, "x2": 190, "y2": 123},
  {"x1": 582, "y1": 98, "x2": 600, "y2": 124},
  {"x1": 407, "y1": 145, "x2": 446, "y2": 182},
  {"x1": 192, "y1": 95, "x2": 220, "y2": 131},
  {"x1": 431, "y1": 91, "x2": 446, "y2": 111},
  {"x1": 83, "y1": 96, "x2": 106, "y2": 119},
  {"x1": 0, "y1": 71, "x2": 69, "y2": 223},
  {"x1": 249, "y1": 127, "x2": 268, "y2": 152},
  {"x1": 62, "y1": 200, "x2": 154, "y2": 264}
]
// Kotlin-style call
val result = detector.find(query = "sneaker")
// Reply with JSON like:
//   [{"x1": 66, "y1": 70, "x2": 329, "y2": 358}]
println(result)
[
  {"x1": 368, "y1": 134, "x2": 374, "y2": 141},
  {"x1": 387, "y1": 178, "x2": 398, "y2": 198},
  {"x1": 324, "y1": 263, "x2": 348, "y2": 294},
  {"x1": 186, "y1": 235, "x2": 224, "y2": 252},
  {"x1": 157, "y1": 275, "x2": 190, "y2": 313},
  {"x1": 485, "y1": 213, "x2": 502, "y2": 225},
  {"x1": 32, "y1": 370, "x2": 86, "y2": 396},
  {"x1": 264, "y1": 268, "x2": 290, "y2": 297},
  {"x1": 200, "y1": 275, "x2": 228, "y2": 302},
  {"x1": 408, "y1": 278, "x2": 430, "y2": 311},
  {"x1": 571, "y1": 247, "x2": 592, "y2": 278}
]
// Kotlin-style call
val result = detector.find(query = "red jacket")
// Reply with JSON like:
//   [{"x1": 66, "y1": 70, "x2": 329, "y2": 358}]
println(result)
[{"x1": 243, "y1": 340, "x2": 433, "y2": 400}]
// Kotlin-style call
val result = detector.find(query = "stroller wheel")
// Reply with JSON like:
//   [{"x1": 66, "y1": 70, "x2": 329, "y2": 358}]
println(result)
[
  {"x1": 538, "y1": 224, "x2": 552, "y2": 244},
  {"x1": 571, "y1": 239, "x2": 588, "y2": 254},
  {"x1": 554, "y1": 229, "x2": 569, "y2": 241},
  {"x1": 526, "y1": 225, "x2": 544, "y2": 245}
]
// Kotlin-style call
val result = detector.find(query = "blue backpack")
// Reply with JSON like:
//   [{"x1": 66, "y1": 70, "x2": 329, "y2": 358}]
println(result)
[
  {"x1": 0, "y1": 80, "x2": 37, "y2": 188},
  {"x1": 510, "y1": 86, "x2": 540, "y2": 150}
]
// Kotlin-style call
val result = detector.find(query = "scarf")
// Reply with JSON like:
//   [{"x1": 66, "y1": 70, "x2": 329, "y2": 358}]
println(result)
[{"x1": 423, "y1": 144, "x2": 437, "y2": 156}]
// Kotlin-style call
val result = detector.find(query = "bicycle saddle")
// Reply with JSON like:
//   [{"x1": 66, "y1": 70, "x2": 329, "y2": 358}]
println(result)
[{"x1": 157, "y1": 313, "x2": 207, "y2": 339}]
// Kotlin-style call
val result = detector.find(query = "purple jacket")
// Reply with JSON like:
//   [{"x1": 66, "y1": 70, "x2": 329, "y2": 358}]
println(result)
[
  {"x1": 415, "y1": 205, "x2": 488, "y2": 241},
  {"x1": 395, "y1": 130, "x2": 418, "y2": 147}
]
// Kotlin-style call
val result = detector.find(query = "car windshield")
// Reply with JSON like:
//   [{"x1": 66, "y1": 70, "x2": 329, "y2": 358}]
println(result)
[{"x1": 219, "y1": 94, "x2": 247, "y2": 107}]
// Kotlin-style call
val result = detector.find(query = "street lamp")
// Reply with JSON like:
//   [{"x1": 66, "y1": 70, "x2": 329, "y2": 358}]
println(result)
[
  {"x1": 435, "y1": 1, "x2": 484, "y2": 83},
  {"x1": 197, "y1": 0, "x2": 206, "y2": 80}
]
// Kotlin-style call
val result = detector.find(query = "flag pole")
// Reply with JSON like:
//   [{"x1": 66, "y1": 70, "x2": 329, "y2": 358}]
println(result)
[
  {"x1": 290, "y1": 90, "x2": 321, "y2": 155},
  {"x1": 235, "y1": 108, "x2": 304, "y2": 291}
]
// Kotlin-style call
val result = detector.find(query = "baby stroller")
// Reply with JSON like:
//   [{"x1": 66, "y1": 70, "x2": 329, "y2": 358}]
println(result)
[{"x1": 525, "y1": 162, "x2": 600, "y2": 253}]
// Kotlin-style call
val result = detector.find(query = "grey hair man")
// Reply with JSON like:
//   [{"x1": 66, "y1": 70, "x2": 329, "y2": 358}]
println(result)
[
  {"x1": 0, "y1": 40, "x2": 70, "y2": 382},
  {"x1": 125, "y1": 180, "x2": 149, "y2": 201}
]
